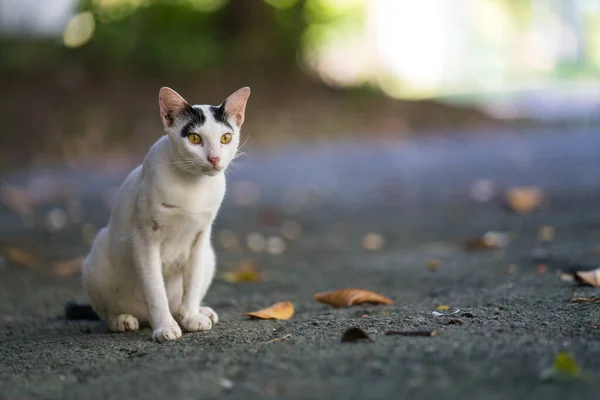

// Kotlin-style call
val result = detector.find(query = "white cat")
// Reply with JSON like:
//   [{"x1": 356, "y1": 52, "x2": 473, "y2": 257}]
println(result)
[{"x1": 81, "y1": 86, "x2": 250, "y2": 342}]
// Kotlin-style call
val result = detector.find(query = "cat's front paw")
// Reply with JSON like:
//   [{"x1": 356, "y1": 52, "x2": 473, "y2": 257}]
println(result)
[
  {"x1": 179, "y1": 313, "x2": 212, "y2": 332},
  {"x1": 199, "y1": 306, "x2": 219, "y2": 324},
  {"x1": 152, "y1": 320, "x2": 182, "y2": 342}
]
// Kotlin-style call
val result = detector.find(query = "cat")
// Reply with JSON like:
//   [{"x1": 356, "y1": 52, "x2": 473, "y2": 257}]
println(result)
[{"x1": 73, "y1": 86, "x2": 250, "y2": 342}]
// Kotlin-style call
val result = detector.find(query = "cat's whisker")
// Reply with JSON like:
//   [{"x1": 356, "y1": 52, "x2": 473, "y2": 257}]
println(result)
[{"x1": 237, "y1": 130, "x2": 252, "y2": 153}]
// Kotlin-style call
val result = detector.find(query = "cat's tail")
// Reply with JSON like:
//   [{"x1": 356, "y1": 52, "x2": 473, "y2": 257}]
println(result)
[{"x1": 64, "y1": 301, "x2": 101, "y2": 320}]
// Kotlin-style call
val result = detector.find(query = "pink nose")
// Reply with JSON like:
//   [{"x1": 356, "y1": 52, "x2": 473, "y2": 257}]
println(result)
[{"x1": 207, "y1": 156, "x2": 220, "y2": 166}]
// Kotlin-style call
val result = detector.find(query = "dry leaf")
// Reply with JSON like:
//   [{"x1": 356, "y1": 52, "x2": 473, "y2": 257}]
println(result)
[
  {"x1": 52, "y1": 256, "x2": 85, "y2": 277},
  {"x1": 427, "y1": 259, "x2": 441, "y2": 271},
  {"x1": 536, "y1": 264, "x2": 548, "y2": 274},
  {"x1": 223, "y1": 260, "x2": 262, "y2": 283},
  {"x1": 505, "y1": 186, "x2": 544, "y2": 214},
  {"x1": 465, "y1": 231, "x2": 508, "y2": 251},
  {"x1": 507, "y1": 264, "x2": 517, "y2": 274},
  {"x1": 540, "y1": 351, "x2": 581, "y2": 381},
  {"x1": 314, "y1": 289, "x2": 393, "y2": 307},
  {"x1": 575, "y1": 268, "x2": 600, "y2": 288},
  {"x1": 241, "y1": 301, "x2": 294, "y2": 320},
  {"x1": 257, "y1": 207, "x2": 281, "y2": 227},
  {"x1": 538, "y1": 226, "x2": 555, "y2": 241},
  {"x1": 385, "y1": 330, "x2": 437, "y2": 337},
  {"x1": 362, "y1": 233, "x2": 384, "y2": 251},
  {"x1": 341, "y1": 327, "x2": 372, "y2": 342},
  {"x1": 559, "y1": 273, "x2": 574, "y2": 282},
  {"x1": 2, "y1": 247, "x2": 38, "y2": 268},
  {"x1": 1, "y1": 184, "x2": 33, "y2": 215},
  {"x1": 436, "y1": 305, "x2": 450, "y2": 311}
]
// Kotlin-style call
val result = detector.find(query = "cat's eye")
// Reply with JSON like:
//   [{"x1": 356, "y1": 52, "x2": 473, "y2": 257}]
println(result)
[
  {"x1": 187, "y1": 133, "x2": 202, "y2": 145},
  {"x1": 220, "y1": 133, "x2": 232, "y2": 144}
]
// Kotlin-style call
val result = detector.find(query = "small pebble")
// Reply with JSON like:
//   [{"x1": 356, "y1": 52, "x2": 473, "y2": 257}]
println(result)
[
  {"x1": 266, "y1": 236, "x2": 286, "y2": 255},
  {"x1": 469, "y1": 178, "x2": 495, "y2": 203},
  {"x1": 281, "y1": 220, "x2": 302, "y2": 241},
  {"x1": 362, "y1": 233, "x2": 384, "y2": 251},
  {"x1": 220, "y1": 378, "x2": 234, "y2": 390},
  {"x1": 246, "y1": 232, "x2": 266, "y2": 253},
  {"x1": 218, "y1": 230, "x2": 240, "y2": 251},
  {"x1": 45, "y1": 207, "x2": 68, "y2": 233},
  {"x1": 482, "y1": 231, "x2": 509, "y2": 248}
]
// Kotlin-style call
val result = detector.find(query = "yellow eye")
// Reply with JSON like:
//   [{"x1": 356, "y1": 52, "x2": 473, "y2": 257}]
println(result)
[
  {"x1": 220, "y1": 133, "x2": 232, "y2": 144},
  {"x1": 187, "y1": 133, "x2": 202, "y2": 145}
]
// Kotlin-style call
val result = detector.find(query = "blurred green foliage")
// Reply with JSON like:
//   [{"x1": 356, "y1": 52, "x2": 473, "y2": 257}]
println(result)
[{"x1": 0, "y1": 0, "x2": 315, "y2": 75}]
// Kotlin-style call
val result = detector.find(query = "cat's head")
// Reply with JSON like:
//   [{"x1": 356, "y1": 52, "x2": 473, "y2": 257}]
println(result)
[{"x1": 158, "y1": 86, "x2": 251, "y2": 176}]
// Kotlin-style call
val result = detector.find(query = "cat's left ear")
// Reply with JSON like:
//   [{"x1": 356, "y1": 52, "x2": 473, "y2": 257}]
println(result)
[
  {"x1": 224, "y1": 87, "x2": 251, "y2": 127},
  {"x1": 159, "y1": 87, "x2": 189, "y2": 128}
]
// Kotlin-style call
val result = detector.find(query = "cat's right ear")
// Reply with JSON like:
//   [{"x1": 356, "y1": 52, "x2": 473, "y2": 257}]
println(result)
[{"x1": 159, "y1": 87, "x2": 189, "y2": 128}]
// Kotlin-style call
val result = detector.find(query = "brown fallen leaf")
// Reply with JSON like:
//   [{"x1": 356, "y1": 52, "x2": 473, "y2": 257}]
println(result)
[
  {"x1": 575, "y1": 268, "x2": 600, "y2": 288},
  {"x1": 427, "y1": 259, "x2": 441, "y2": 271},
  {"x1": 314, "y1": 289, "x2": 393, "y2": 307},
  {"x1": 559, "y1": 273, "x2": 574, "y2": 282},
  {"x1": 465, "y1": 231, "x2": 508, "y2": 251},
  {"x1": 385, "y1": 330, "x2": 437, "y2": 337},
  {"x1": 2, "y1": 246, "x2": 38, "y2": 268},
  {"x1": 1, "y1": 184, "x2": 33, "y2": 215},
  {"x1": 341, "y1": 327, "x2": 372, "y2": 342},
  {"x1": 362, "y1": 233, "x2": 384, "y2": 251},
  {"x1": 538, "y1": 226, "x2": 555, "y2": 241},
  {"x1": 504, "y1": 186, "x2": 544, "y2": 214},
  {"x1": 536, "y1": 264, "x2": 548, "y2": 274},
  {"x1": 223, "y1": 260, "x2": 262, "y2": 283},
  {"x1": 241, "y1": 301, "x2": 294, "y2": 320},
  {"x1": 52, "y1": 256, "x2": 85, "y2": 277}
]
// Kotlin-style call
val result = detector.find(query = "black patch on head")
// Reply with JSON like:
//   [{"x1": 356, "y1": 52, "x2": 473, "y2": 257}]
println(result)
[
  {"x1": 179, "y1": 105, "x2": 206, "y2": 137},
  {"x1": 210, "y1": 102, "x2": 233, "y2": 130}
]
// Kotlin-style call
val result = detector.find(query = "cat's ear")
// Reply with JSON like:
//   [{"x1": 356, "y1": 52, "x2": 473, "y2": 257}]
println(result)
[
  {"x1": 159, "y1": 87, "x2": 189, "y2": 128},
  {"x1": 224, "y1": 87, "x2": 251, "y2": 127}
]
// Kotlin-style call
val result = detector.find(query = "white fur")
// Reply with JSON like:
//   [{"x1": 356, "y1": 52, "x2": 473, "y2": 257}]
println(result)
[{"x1": 82, "y1": 87, "x2": 250, "y2": 342}]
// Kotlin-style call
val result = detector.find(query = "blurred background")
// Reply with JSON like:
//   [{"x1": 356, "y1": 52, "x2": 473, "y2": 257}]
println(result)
[{"x1": 1, "y1": 0, "x2": 600, "y2": 273}]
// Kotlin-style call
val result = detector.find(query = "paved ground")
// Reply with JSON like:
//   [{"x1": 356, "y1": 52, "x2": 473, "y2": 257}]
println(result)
[{"x1": 1, "y1": 130, "x2": 600, "y2": 400}]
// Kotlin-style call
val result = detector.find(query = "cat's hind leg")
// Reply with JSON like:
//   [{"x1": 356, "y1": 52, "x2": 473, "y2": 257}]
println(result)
[{"x1": 108, "y1": 314, "x2": 140, "y2": 332}]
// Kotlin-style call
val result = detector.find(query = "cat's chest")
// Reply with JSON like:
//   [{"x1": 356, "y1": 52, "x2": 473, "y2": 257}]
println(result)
[{"x1": 151, "y1": 176, "x2": 225, "y2": 266}]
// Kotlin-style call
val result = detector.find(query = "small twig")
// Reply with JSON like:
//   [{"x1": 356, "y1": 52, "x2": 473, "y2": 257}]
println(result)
[
  {"x1": 264, "y1": 333, "x2": 293, "y2": 343},
  {"x1": 570, "y1": 297, "x2": 600, "y2": 304},
  {"x1": 385, "y1": 330, "x2": 438, "y2": 337}
]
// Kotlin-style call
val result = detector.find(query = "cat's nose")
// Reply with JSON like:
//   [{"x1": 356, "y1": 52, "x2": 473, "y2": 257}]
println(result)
[{"x1": 207, "y1": 156, "x2": 221, "y2": 166}]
